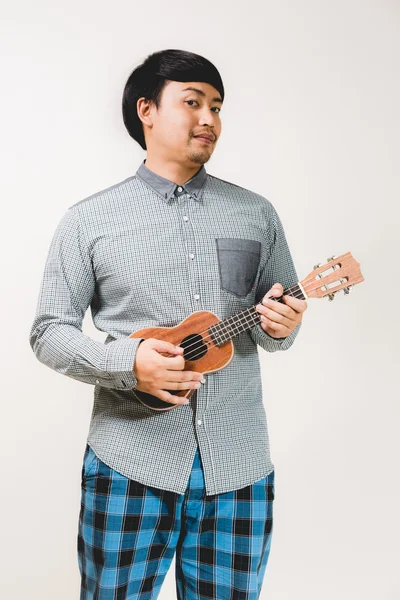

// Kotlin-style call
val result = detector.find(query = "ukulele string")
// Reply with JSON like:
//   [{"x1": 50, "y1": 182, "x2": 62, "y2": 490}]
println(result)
[
  {"x1": 171, "y1": 288, "x2": 305, "y2": 361},
  {"x1": 177, "y1": 288, "x2": 306, "y2": 355}
]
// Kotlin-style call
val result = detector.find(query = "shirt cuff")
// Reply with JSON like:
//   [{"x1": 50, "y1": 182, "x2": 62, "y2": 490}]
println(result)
[
  {"x1": 253, "y1": 323, "x2": 288, "y2": 348},
  {"x1": 104, "y1": 336, "x2": 144, "y2": 390},
  {"x1": 262, "y1": 329, "x2": 287, "y2": 341}
]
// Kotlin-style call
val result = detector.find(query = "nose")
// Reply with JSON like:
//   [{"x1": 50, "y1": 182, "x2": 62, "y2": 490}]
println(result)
[{"x1": 198, "y1": 106, "x2": 218, "y2": 129}]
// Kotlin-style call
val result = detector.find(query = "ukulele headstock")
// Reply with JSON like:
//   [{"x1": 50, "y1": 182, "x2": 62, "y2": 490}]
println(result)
[{"x1": 300, "y1": 252, "x2": 364, "y2": 301}]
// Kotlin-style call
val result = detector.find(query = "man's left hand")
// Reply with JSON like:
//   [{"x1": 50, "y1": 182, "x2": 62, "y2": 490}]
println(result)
[{"x1": 255, "y1": 283, "x2": 307, "y2": 339}]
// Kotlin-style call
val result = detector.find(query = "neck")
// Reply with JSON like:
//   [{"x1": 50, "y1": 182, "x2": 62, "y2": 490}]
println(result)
[
  {"x1": 209, "y1": 283, "x2": 305, "y2": 346},
  {"x1": 144, "y1": 156, "x2": 202, "y2": 185}
]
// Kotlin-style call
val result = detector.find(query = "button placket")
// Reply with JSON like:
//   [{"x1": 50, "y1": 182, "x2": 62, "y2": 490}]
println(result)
[{"x1": 176, "y1": 192, "x2": 201, "y2": 306}]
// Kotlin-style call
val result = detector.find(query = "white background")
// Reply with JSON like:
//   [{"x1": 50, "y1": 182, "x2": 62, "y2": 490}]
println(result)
[{"x1": 1, "y1": 1, "x2": 399, "y2": 598}]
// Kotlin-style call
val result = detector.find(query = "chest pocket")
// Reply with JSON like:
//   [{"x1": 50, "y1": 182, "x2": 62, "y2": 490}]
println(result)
[{"x1": 215, "y1": 238, "x2": 262, "y2": 298}]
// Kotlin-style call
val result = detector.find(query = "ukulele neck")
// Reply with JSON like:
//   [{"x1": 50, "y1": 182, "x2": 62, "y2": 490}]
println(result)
[{"x1": 209, "y1": 283, "x2": 305, "y2": 346}]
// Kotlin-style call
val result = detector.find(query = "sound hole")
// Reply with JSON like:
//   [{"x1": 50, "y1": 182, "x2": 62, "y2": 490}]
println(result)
[{"x1": 180, "y1": 333, "x2": 207, "y2": 361}]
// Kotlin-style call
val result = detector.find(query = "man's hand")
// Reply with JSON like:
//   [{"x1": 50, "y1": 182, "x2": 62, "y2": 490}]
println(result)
[
  {"x1": 133, "y1": 338, "x2": 204, "y2": 406},
  {"x1": 255, "y1": 283, "x2": 307, "y2": 339}
]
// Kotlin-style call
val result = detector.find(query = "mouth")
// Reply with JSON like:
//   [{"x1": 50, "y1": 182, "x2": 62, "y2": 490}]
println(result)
[{"x1": 193, "y1": 136, "x2": 214, "y2": 145}]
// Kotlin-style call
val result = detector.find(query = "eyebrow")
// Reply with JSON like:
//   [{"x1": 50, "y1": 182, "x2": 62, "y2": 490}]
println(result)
[{"x1": 181, "y1": 87, "x2": 223, "y2": 104}]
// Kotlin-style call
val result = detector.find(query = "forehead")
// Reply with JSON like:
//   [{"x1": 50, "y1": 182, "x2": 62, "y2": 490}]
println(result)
[{"x1": 164, "y1": 80, "x2": 223, "y2": 103}]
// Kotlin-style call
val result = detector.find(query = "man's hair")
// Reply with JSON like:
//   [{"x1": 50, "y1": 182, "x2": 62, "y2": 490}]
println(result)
[{"x1": 122, "y1": 49, "x2": 225, "y2": 150}]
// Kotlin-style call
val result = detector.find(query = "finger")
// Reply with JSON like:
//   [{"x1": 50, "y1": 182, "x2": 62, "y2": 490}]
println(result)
[
  {"x1": 262, "y1": 297, "x2": 297, "y2": 321},
  {"x1": 157, "y1": 390, "x2": 189, "y2": 405},
  {"x1": 164, "y1": 376, "x2": 202, "y2": 390},
  {"x1": 256, "y1": 298, "x2": 297, "y2": 321},
  {"x1": 282, "y1": 295, "x2": 308, "y2": 313},
  {"x1": 151, "y1": 340, "x2": 184, "y2": 354},
  {"x1": 163, "y1": 370, "x2": 203, "y2": 382},
  {"x1": 268, "y1": 284, "x2": 284, "y2": 298},
  {"x1": 163, "y1": 379, "x2": 202, "y2": 391},
  {"x1": 158, "y1": 353, "x2": 186, "y2": 369},
  {"x1": 260, "y1": 317, "x2": 290, "y2": 337},
  {"x1": 260, "y1": 307, "x2": 293, "y2": 328}
]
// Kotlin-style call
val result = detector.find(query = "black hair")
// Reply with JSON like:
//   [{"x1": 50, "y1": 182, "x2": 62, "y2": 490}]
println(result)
[{"x1": 122, "y1": 49, "x2": 224, "y2": 150}]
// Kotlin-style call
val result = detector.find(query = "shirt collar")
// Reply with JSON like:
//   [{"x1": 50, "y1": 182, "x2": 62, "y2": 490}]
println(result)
[{"x1": 135, "y1": 159, "x2": 207, "y2": 203}]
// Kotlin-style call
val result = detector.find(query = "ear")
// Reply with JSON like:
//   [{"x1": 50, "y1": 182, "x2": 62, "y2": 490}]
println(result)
[{"x1": 137, "y1": 97, "x2": 153, "y2": 128}]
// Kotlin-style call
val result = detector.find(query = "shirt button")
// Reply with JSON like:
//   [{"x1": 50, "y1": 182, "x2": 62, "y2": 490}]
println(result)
[
  {"x1": 189, "y1": 253, "x2": 195, "y2": 259},
  {"x1": 177, "y1": 186, "x2": 183, "y2": 192},
  {"x1": 183, "y1": 215, "x2": 188, "y2": 221},
  {"x1": 194, "y1": 294, "x2": 200, "y2": 300},
  {"x1": 197, "y1": 419, "x2": 202, "y2": 425}
]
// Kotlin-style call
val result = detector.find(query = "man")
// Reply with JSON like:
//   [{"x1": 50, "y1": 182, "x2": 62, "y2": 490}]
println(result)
[{"x1": 29, "y1": 49, "x2": 307, "y2": 599}]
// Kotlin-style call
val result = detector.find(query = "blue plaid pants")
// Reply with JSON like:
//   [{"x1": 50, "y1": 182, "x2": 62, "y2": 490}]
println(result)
[{"x1": 77, "y1": 443, "x2": 275, "y2": 599}]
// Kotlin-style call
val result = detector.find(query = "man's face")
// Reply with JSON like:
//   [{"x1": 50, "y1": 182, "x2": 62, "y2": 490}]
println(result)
[{"x1": 143, "y1": 80, "x2": 223, "y2": 165}]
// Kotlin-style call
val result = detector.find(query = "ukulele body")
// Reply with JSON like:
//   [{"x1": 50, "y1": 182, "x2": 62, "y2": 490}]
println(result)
[{"x1": 129, "y1": 310, "x2": 234, "y2": 411}]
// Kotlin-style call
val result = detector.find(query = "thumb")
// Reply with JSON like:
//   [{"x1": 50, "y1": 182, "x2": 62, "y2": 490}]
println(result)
[
  {"x1": 268, "y1": 283, "x2": 283, "y2": 298},
  {"x1": 151, "y1": 339, "x2": 183, "y2": 354}
]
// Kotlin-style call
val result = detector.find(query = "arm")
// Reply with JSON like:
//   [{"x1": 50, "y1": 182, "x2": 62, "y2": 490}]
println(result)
[
  {"x1": 28, "y1": 207, "x2": 142, "y2": 390},
  {"x1": 250, "y1": 203, "x2": 302, "y2": 352}
]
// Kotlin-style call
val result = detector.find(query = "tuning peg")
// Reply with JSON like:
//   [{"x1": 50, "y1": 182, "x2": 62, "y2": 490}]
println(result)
[
  {"x1": 327, "y1": 255, "x2": 337, "y2": 262},
  {"x1": 343, "y1": 285, "x2": 353, "y2": 295},
  {"x1": 328, "y1": 293, "x2": 336, "y2": 301},
  {"x1": 314, "y1": 262, "x2": 324, "y2": 279}
]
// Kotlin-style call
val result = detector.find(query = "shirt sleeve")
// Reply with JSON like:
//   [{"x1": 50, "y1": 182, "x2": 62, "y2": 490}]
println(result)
[
  {"x1": 250, "y1": 202, "x2": 302, "y2": 352},
  {"x1": 28, "y1": 207, "x2": 143, "y2": 390}
]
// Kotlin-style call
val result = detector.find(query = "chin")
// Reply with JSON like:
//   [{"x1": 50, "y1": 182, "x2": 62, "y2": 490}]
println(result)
[{"x1": 188, "y1": 151, "x2": 212, "y2": 165}]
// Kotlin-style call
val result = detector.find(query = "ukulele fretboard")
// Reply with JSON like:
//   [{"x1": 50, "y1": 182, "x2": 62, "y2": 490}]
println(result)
[{"x1": 209, "y1": 283, "x2": 305, "y2": 346}]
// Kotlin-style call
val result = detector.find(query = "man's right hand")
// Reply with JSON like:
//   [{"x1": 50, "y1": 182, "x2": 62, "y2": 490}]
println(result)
[{"x1": 133, "y1": 338, "x2": 204, "y2": 406}]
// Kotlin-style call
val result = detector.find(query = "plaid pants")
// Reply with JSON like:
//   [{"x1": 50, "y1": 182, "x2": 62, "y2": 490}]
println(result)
[{"x1": 77, "y1": 443, "x2": 275, "y2": 599}]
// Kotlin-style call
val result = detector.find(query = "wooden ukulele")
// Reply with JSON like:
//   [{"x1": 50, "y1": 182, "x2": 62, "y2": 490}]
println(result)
[{"x1": 129, "y1": 252, "x2": 364, "y2": 411}]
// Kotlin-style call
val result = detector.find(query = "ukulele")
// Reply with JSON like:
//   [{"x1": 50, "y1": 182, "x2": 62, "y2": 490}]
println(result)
[{"x1": 129, "y1": 252, "x2": 364, "y2": 411}]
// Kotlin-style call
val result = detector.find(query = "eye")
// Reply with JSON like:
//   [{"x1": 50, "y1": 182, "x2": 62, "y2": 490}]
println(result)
[{"x1": 184, "y1": 100, "x2": 221, "y2": 114}]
